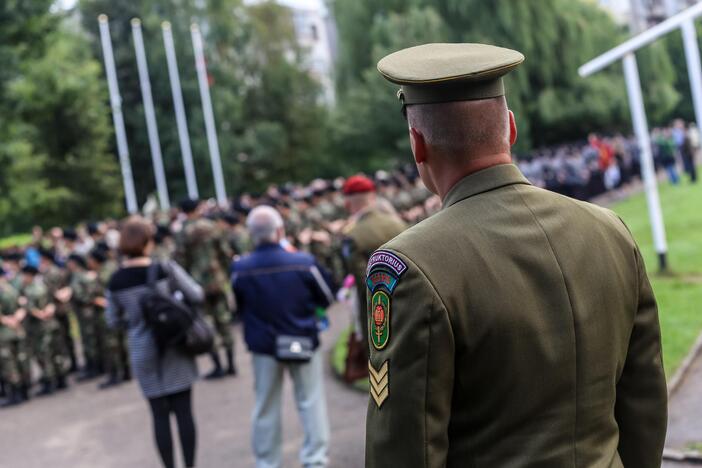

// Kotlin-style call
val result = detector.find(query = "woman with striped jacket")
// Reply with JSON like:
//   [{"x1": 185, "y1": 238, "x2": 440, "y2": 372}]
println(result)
[{"x1": 107, "y1": 216, "x2": 204, "y2": 468}]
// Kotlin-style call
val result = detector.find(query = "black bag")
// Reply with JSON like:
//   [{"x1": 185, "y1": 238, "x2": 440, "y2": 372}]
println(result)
[
  {"x1": 141, "y1": 262, "x2": 214, "y2": 356},
  {"x1": 275, "y1": 335, "x2": 314, "y2": 362}
]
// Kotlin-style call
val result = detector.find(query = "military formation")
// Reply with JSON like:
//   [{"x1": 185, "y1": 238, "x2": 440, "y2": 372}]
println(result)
[{"x1": 0, "y1": 166, "x2": 434, "y2": 408}]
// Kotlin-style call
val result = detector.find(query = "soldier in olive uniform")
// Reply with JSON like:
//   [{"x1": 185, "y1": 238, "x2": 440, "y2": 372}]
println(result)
[
  {"x1": 0, "y1": 268, "x2": 28, "y2": 406},
  {"x1": 365, "y1": 44, "x2": 667, "y2": 468},
  {"x1": 176, "y1": 199, "x2": 236, "y2": 378},
  {"x1": 19, "y1": 265, "x2": 68, "y2": 395},
  {"x1": 88, "y1": 249, "x2": 128, "y2": 388},
  {"x1": 341, "y1": 175, "x2": 406, "y2": 363},
  {"x1": 65, "y1": 254, "x2": 103, "y2": 380},
  {"x1": 152, "y1": 224, "x2": 176, "y2": 262},
  {"x1": 40, "y1": 248, "x2": 78, "y2": 373}
]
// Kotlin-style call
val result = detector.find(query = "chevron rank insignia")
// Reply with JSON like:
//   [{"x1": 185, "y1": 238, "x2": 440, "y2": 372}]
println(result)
[{"x1": 369, "y1": 360, "x2": 389, "y2": 408}]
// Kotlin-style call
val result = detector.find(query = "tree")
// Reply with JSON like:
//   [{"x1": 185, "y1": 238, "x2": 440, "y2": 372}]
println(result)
[
  {"x1": 0, "y1": 3, "x2": 121, "y2": 235},
  {"x1": 330, "y1": 0, "x2": 680, "y2": 166},
  {"x1": 79, "y1": 0, "x2": 330, "y2": 198}
]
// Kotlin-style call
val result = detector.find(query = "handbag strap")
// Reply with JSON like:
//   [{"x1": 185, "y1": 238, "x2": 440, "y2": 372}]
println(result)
[{"x1": 146, "y1": 261, "x2": 159, "y2": 289}]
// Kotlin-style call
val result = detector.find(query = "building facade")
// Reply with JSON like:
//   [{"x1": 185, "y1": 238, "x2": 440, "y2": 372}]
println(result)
[{"x1": 599, "y1": 0, "x2": 701, "y2": 31}]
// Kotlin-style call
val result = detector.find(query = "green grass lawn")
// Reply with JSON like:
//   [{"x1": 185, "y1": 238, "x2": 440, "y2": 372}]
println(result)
[
  {"x1": 0, "y1": 233, "x2": 32, "y2": 249},
  {"x1": 613, "y1": 177, "x2": 702, "y2": 376}
]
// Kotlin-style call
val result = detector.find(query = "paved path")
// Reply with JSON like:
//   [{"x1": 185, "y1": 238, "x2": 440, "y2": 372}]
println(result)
[
  {"x1": 0, "y1": 304, "x2": 367, "y2": 468},
  {"x1": 664, "y1": 347, "x2": 702, "y2": 468}
]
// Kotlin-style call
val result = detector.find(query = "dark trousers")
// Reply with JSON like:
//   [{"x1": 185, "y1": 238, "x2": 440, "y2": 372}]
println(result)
[{"x1": 148, "y1": 389, "x2": 196, "y2": 468}]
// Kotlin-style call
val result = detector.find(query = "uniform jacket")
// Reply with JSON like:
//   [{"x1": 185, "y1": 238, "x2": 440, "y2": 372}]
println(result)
[
  {"x1": 231, "y1": 243, "x2": 335, "y2": 357},
  {"x1": 343, "y1": 207, "x2": 406, "y2": 345},
  {"x1": 365, "y1": 164, "x2": 667, "y2": 468},
  {"x1": 107, "y1": 261, "x2": 203, "y2": 399},
  {"x1": 175, "y1": 218, "x2": 233, "y2": 294}
]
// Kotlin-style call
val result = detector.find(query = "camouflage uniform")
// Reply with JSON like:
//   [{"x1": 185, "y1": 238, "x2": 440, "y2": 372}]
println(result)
[
  {"x1": 97, "y1": 260, "x2": 127, "y2": 384},
  {"x1": 43, "y1": 263, "x2": 77, "y2": 372},
  {"x1": 176, "y1": 217, "x2": 236, "y2": 376},
  {"x1": 70, "y1": 269, "x2": 102, "y2": 376},
  {"x1": 0, "y1": 281, "x2": 26, "y2": 392},
  {"x1": 22, "y1": 277, "x2": 67, "y2": 390}
]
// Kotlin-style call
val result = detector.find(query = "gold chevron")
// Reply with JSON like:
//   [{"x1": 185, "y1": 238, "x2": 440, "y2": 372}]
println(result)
[{"x1": 368, "y1": 360, "x2": 389, "y2": 408}]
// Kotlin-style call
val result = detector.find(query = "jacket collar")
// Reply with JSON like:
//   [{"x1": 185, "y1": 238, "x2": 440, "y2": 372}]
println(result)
[
  {"x1": 255, "y1": 242, "x2": 284, "y2": 252},
  {"x1": 441, "y1": 163, "x2": 531, "y2": 210}
]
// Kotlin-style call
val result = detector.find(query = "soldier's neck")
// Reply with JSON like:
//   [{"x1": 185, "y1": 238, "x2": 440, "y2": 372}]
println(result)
[{"x1": 435, "y1": 152, "x2": 512, "y2": 201}]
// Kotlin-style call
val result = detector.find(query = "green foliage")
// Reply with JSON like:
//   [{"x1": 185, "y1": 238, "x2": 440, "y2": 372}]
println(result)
[
  {"x1": 79, "y1": 0, "x2": 329, "y2": 199},
  {"x1": 0, "y1": 3, "x2": 121, "y2": 235},
  {"x1": 330, "y1": 0, "x2": 680, "y2": 162}
]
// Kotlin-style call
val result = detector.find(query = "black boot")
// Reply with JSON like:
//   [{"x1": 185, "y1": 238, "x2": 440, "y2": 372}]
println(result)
[
  {"x1": 77, "y1": 359, "x2": 97, "y2": 381},
  {"x1": 205, "y1": 351, "x2": 224, "y2": 380},
  {"x1": 36, "y1": 379, "x2": 54, "y2": 397},
  {"x1": 98, "y1": 371, "x2": 121, "y2": 390},
  {"x1": 123, "y1": 366, "x2": 132, "y2": 382},
  {"x1": 0, "y1": 385, "x2": 23, "y2": 408},
  {"x1": 68, "y1": 346, "x2": 78, "y2": 374},
  {"x1": 20, "y1": 383, "x2": 30, "y2": 402},
  {"x1": 225, "y1": 347, "x2": 237, "y2": 376},
  {"x1": 0, "y1": 378, "x2": 6, "y2": 398},
  {"x1": 56, "y1": 375, "x2": 68, "y2": 390}
]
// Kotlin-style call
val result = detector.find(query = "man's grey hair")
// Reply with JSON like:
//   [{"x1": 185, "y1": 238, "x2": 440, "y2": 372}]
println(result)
[
  {"x1": 247, "y1": 205, "x2": 285, "y2": 246},
  {"x1": 406, "y1": 96, "x2": 510, "y2": 158}
]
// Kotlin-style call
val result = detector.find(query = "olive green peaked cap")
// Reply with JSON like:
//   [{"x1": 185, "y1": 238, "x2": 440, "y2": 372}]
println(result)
[{"x1": 377, "y1": 43, "x2": 524, "y2": 108}]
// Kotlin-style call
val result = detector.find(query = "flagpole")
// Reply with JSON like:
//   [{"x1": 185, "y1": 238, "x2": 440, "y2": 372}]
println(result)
[
  {"x1": 162, "y1": 21, "x2": 199, "y2": 200},
  {"x1": 98, "y1": 14, "x2": 138, "y2": 214},
  {"x1": 132, "y1": 18, "x2": 170, "y2": 210},
  {"x1": 191, "y1": 23, "x2": 228, "y2": 207}
]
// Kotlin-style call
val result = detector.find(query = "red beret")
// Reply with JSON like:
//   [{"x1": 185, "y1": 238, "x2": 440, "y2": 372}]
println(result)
[{"x1": 343, "y1": 175, "x2": 376, "y2": 195}]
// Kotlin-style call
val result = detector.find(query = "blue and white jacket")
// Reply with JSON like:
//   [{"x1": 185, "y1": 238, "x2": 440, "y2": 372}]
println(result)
[{"x1": 231, "y1": 243, "x2": 335, "y2": 356}]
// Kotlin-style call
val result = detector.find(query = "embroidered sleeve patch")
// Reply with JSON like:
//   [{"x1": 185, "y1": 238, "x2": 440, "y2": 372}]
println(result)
[
  {"x1": 366, "y1": 250, "x2": 407, "y2": 278},
  {"x1": 370, "y1": 290, "x2": 390, "y2": 350},
  {"x1": 369, "y1": 360, "x2": 389, "y2": 408},
  {"x1": 366, "y1": 270, "x2": 398, "y2": 293}
]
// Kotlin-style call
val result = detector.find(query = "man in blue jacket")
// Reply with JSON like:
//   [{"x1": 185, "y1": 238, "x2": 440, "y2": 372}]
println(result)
[{"x1": 231, "y1": 205, "x2": 334, "y2": 468}]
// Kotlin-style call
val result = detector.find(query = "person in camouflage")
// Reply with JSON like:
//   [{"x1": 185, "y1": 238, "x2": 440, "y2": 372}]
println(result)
[
  {"x1": 19, "y1": 265, "x2": 68, "y2": 396},
  {"x1": 88, "y1": 248, "x2": 128, "y2": 389},
  {"x1": 341, "y1": 176, "x2": 406, "y2": 360},
  {"x1": 152, "y1": 224, "x2": 176, "y2": 262},
  {"x1": 39, "y1": 248, "x2": 78, "y2": 373},
  {"x1": 0, "y1": 267, "x2": 29, "y2": 406},
  {"x1": 64, "y1": 254, "x2": 104, "y2": 380},
  {"x1": 176, "y1": 199, "x2": 236, "y2": 379}
]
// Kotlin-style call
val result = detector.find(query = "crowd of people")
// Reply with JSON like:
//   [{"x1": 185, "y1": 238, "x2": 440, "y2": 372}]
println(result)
[
  {"x1": 0, "y1": 119, "x2": 698, "y2": 405},
  {"x1": 0, "y1": 179, "x2": 421, "y2": 391},
  {"x1": 518, "y1": 119, "x2": 699, "y2": 201},
  {"x1": 0, "y1": 119, "x2": 697, "y2": 467}
]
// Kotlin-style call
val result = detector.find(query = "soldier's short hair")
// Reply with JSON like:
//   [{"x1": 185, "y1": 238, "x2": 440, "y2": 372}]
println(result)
[{"x1": 119, "y1": 216, "x2": 154, "y2": 258}]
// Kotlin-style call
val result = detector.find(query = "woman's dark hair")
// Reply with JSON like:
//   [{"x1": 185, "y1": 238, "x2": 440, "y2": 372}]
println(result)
[{"x1": 119, "y1": 216, "x2": 153, "y2": 258}]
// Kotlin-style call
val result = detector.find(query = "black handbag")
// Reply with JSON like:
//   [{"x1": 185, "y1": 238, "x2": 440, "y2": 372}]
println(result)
[
  {"x1": 142, "y1": 262, "x2": 214, "y2": 356},
  {"x1": 275, "y1": 335, "x2": 314, "y2": 362}
]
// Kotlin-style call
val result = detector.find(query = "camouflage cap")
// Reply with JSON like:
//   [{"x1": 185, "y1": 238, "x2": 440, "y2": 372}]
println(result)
[{"x1": 377, "y1": 43, "x2": 524, "y2": 110}]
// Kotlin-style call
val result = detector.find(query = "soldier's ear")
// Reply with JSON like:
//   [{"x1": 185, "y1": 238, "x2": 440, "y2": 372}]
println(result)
[
  {"x1": 409, "y1": 127, "x2": 427, "y2": 164},
  {"x1": 508, "y1": 110, "x2": 518, "y2": 147}
]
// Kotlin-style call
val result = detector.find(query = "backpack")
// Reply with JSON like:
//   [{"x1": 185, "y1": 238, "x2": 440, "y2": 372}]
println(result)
[{"x1": 140, "y1": 262, "x2": 214, "y2": 356}]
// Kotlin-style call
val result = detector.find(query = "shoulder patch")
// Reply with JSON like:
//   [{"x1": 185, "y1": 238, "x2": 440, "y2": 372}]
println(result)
[
  {"x1": 366, "y1": 249, "x2": 407, "y2": 278},
  {"x1": 370, "y1": 290, "x2": 390, "y2": 349}
]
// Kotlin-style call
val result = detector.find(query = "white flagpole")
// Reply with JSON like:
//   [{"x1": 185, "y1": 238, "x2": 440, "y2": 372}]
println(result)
[
  {"x1": 132, "y1": 18, "x2": 170, "y2": 210},
  {"x1": 191, "y1": 23, "x2": 228, "y2": 207},
  {"x1": 162, "y1": 21, "x2": 199, "y2": 200},
  {"x1": 98, "y1": 14, "x2": 138, "y2": 214},
  {"x1": 622, "y1": 54, "x2": 669, "y2": 271},
  {"x1": 681, "y1": 19, "x2": 702, "y2": 141}
]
